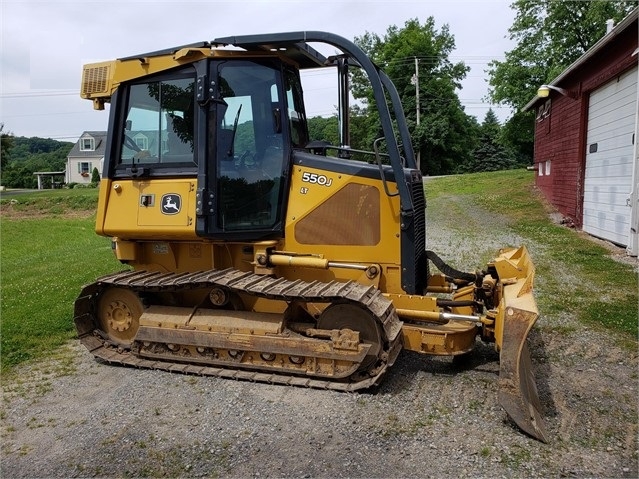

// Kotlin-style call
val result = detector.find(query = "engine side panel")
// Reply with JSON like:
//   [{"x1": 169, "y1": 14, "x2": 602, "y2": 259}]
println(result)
[{"x1": 283, "y1": 163, "x2": 401, "y2": 266}]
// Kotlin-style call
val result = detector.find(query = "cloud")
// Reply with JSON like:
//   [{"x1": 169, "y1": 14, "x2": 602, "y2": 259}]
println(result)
[{"x1": 1, "y1": 0, "x2": 515, "y2": 139}]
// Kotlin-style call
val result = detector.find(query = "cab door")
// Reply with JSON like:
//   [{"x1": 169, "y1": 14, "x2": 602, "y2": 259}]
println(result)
[{"x1": 196, "y1": 60, "x2": 293, "y2": 241}]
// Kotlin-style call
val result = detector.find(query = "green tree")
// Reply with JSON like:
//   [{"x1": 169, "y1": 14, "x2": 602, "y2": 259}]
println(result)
[
  {"x1": 91, "y1": 167, "x2": 101, "y2": 184},
  {"x1": 352, "y1": 18, "x2": 477, "y2": 175},
  {"x1": 1, "y1": 123, "x2": 14, "y2": 172},
  {"x1": 306, "y1": 106, "x2": 380, "y2": 163},
  {"x1": 462, "y1": 109, "x2": 518, "y2": 173},
  {"x1": 307, "y1": 115, "x2": 339, "y2": 145},
  {"x1": 488, "y1": 0, "x2": 636, "y2": 110},
  {"x1": 500, "y1": 110, "x2": 535, "y2": 165},
  {"x1": 480, "y1": 109, "x2": 502, "y2": 142}
]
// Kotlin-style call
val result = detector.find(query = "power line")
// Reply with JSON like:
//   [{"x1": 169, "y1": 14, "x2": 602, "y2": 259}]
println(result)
[
  {"x1": 0, "y1": 90, "x2": 79, "y2": 99},
  {"x1": 300, "y1": 55, "x2": 504, "y2": 74},
  {"x1": 2, "y1": 111, "x2": 90, "y2": 118}
]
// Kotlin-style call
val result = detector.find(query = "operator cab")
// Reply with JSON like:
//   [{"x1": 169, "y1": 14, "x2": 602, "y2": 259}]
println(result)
[{"x1": 108, "y1": 55, "x2": 308, "y2": 241}]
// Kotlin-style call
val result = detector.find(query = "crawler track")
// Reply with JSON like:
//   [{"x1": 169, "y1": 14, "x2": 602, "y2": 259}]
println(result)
[{"x1": 74, "y1": 268, "x2": 403, "y2": 391}]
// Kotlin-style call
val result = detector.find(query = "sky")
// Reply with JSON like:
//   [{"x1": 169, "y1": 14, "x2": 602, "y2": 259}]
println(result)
[{"x1": 0, "y1": 0, "x2": 517, "y2": 142}]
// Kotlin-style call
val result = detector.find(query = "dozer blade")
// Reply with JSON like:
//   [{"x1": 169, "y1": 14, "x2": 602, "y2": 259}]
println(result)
[{"x1": 493, "y1": 247, "x2": 549, "y2": 442}]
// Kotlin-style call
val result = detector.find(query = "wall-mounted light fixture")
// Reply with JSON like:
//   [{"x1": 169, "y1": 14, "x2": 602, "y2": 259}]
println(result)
[{"x1": 537, "y1": 84, "x2": 577, "y2": 99}]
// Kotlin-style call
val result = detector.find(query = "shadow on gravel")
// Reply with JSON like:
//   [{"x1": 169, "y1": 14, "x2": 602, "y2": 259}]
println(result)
[
  {"x1": 374, "y1": 334, "x2": 558, "y2": 426},
  {"x1": 373, "y1": 340, "x2": 501, "y2": 396}
]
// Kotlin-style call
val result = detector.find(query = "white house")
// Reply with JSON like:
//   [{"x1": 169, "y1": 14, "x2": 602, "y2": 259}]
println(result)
[{"x1": 66, "y1": 131, "x2": 107, "y2": 184}]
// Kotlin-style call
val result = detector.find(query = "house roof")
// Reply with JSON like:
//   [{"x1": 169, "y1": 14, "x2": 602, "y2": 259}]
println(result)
[
  {"x1": 67, "y1": 131, "x2": 108, "y2": 158},
  {"x1": 523, "y1": 7, "x2": 638, "y2": 112}
]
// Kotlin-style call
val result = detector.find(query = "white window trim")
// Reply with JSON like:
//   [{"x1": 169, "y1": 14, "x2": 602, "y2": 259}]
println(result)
[
  {"x1": 536, "y1": 100, "x2": 551, "y2": 122},
  {"x1": 77, "y1": 162, "x2": 92, "y2": 174},
  {"x1": 134, "y1": 135, "x2": 149, "y2": 150},
  {"x1": 80, "y1": 137, "x2": 95, "y2": 151}
]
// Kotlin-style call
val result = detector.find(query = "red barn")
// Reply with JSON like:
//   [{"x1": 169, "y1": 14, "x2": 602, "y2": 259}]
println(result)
[{"x1": 524, "y1": 8, "x2": 638, "y2": 255}]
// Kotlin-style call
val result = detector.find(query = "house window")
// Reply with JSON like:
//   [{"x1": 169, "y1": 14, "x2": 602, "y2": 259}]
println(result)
[
  {"x1": 536, "y1": 100, "x2": 551, "y2": 122},
  {"x1": 78, "y1": 162, "x2": 92, "y2": 175},
  {"x1": 545, "y1": 160, "x2": 551, "y2": 175},
  {"x1": 134, "y1": 134, "x2": 148, "y2": 150},
  {"x1": 80, "y1": 137, "x2": 95, "y2": 151}
]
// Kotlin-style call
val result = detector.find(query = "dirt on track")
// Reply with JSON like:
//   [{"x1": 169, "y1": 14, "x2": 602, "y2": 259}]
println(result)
[{"x1": 1, "y1": 190, "x2": 638, "y2": 479}]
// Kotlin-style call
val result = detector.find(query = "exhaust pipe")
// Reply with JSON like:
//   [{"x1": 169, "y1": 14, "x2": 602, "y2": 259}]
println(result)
[{"x1": 337, "y1": 55, "x2": 351, "y2": 158}]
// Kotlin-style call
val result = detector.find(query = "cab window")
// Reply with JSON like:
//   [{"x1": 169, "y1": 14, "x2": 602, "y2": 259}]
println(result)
[{"x1": 120, "y1": 76, "x2": 196, "y2": 167}]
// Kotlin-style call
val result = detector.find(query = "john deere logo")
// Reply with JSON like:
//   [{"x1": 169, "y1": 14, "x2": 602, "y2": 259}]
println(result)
[{"x1": 161, "y1": 194, "x2": 181, "y2": 215}]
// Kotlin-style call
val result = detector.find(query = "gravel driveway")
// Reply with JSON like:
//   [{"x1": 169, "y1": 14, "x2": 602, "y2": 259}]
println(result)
[{"x1": 2, "y1": 190, "x2": 637, "y2": 478}]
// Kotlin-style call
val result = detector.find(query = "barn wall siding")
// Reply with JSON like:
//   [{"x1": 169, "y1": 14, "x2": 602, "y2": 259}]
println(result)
[{"x1": 534, "y1": 94, "x2": 584, "y2": 221}]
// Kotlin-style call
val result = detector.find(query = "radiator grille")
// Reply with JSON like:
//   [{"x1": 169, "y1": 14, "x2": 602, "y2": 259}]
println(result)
[
  {"x1": 411, "y1": 172, "x2": 427, "y2": 289},
  {"x1": 401, "y1": 170, "x2": 427, "y2": 294}
]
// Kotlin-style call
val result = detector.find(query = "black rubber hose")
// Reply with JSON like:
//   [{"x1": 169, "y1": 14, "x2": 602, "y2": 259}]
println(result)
[
  {"x1": 425, "y1": 250, "x2": 478, "y2": 283},
  {"x1": 436, "y1": 299, "x2": 481, "y2": 309}
]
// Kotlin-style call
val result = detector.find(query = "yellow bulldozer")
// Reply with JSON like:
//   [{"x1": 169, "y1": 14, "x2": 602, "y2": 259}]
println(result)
[{"x1": 75, "y1": 31, "x2": 547, "y2": 441}]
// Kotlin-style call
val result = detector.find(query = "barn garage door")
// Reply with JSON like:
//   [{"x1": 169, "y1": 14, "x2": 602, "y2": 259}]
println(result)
[{"x1": 583, "y1": 65, "x2": 637, "y2": 247}]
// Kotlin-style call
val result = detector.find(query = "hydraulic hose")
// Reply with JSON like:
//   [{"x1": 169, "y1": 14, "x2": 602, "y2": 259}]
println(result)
[
  {"x1": 425, "y1": 250, "x2": 478, "y2": 283},
  {"x1": 436, "y1": 299, "x2": 481, "y2": 309}
]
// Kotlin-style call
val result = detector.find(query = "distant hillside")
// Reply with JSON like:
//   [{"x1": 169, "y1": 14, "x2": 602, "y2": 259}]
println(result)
[
  {"x1": 11, "y1": 136, "x2": 74, "y2": 160},
  {"x1": 1, "y1": 136, "x2": 74, "y2": 189}
]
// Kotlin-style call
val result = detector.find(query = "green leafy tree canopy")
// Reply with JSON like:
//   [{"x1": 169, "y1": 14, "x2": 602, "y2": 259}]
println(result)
[
  {"x1": 1, "y1": 135, "x2": 73, "y2": 188},
  {"x1": 488, "y1": 0, "x2": 636, "y2": 110},
  {"x1": 353, "y1": 18, "x2": 476, "y2": 175},
  {"x1": 1, "y1": 123, "x2": 14, "y2": 172}
]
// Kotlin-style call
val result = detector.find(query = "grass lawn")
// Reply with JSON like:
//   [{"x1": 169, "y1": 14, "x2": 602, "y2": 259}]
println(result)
[{"x1": 1, "y1": 189, "x2": 121, "y2": 371}]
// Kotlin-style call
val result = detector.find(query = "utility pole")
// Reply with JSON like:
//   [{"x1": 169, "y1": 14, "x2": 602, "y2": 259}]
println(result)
[{"x1": 411, "y1": 57, "x2": 421, "y2": 171}]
